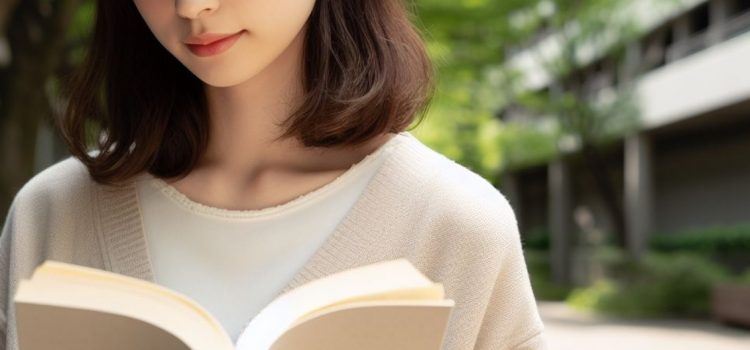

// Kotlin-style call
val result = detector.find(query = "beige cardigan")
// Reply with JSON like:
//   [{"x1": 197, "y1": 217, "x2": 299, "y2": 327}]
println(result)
[{"x1": 0, "y1": 131, "x2": 547, "y2": 349}]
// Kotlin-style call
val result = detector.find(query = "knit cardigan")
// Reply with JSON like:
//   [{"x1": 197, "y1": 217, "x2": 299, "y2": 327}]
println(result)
[{"x1": 0, "y1": 132, "x2": 547, "y2": 350}]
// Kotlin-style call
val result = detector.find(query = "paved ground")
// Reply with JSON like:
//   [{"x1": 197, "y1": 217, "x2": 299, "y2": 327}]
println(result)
[{"x1": 538, "y1": 301, "x2": 750, "y2": 349}]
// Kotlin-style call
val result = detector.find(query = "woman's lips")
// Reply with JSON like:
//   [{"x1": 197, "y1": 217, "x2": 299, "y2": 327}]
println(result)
[{"x1": 186, "y1": 30, "x2": 245, "y2": 57}]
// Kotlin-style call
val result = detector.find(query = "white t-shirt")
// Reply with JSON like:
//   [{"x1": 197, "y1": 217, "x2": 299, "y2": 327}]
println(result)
[{"x1": 134, "y1": 134, "x2": 405, "y2": 343}]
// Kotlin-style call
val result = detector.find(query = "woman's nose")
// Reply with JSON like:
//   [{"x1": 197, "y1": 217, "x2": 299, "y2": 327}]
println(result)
[{"x1": 175, "y1": 0, "x2": 220, "y2": 19}]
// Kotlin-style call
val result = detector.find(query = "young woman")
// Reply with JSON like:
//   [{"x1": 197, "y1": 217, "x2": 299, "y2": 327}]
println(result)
[{"x1": 0, "y1": 0, "x2": 547, "y2": 349}]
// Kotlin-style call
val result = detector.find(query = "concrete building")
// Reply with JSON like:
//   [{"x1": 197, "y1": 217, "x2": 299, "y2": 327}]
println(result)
[{"x1": 500, "y1": 0, "x2": 750, "y2": 284}]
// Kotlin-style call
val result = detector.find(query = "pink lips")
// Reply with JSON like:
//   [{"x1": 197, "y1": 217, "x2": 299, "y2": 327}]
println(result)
[{"x1": 185, "y1": 30, "x2": 245, "y2": 57}]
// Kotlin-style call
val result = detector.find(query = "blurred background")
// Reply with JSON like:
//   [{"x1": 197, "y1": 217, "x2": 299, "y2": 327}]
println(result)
[{"x1": 1, "y1": 0, "x2": 749, "y2": 348}]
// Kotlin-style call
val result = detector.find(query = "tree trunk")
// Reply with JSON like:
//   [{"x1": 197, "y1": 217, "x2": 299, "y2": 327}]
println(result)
[
  {"x1": 0, "y1": 0, "x2": 20, "y2": 36},
  {"x1": 0, "y1": 0, "x2": 81, "y2": 222},
  {"x1": 580, "y1": 142, "x2": 628, "y2": 248}
]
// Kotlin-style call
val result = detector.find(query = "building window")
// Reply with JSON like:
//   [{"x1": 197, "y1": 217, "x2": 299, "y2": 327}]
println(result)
[
  {"x1": 727, "y1": 0, "x2": 750, "y2": 38},
  {"x1": 690, "y1": 3, "x2": 711, "y2": 35},
  {"x1": 672, "y1": 3, "x2": 711, "y2": 59},
  {"x1": 731, "y1": 0, "x2": 750, "y2": 14},
  {"x1": 642, "y1": 28, "x2": 672, "y2": 73}
]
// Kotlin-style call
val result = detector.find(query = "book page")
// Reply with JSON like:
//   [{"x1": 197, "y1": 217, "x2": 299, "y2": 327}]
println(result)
[
  {"x1": 270, "y1": 299, "x2": 455, "y2": 350},
  {"x1": 14, "y1": 261, "x2": 234, "y2": 350},
  {"x1": 234, "y1": 258, "x2": 441, "y2": 349},
  {"x1": 16, "y1": 302, "x2": 190, "y2": 350}
]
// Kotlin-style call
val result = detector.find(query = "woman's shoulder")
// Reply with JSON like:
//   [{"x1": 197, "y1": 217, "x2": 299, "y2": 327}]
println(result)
[
  {"x1": 431, "y1": 155, "x2": 512, "y2": 213},
  {"x1": 398, "y1": 137, "x2": 519, "y2": 248},
  {"x1": 405, "y1": 138, "x2": 515, "y2": 219},
  {"x1": 9, "y1": 152, "x2": 98, "y2": 215},
  {"x1": 432, "y1": 156, "x2": 517, "y2": 237}
]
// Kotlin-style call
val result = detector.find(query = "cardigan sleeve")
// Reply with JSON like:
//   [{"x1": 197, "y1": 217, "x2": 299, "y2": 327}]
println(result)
[
  {"x1": 472, "y1": 194, "x2": 548, "y2": 349},
  {"x1": 422, "y1": 158, "x2": 549, "y2": 350},
  {"x1": 0, "y1": 197, "x2": 14, "y2": 350}
]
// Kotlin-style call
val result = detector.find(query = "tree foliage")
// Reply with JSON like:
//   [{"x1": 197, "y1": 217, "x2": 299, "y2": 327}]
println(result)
[
  {"x1": 409, "y1": 0, "x2": 531, "y2": 181},
  {"x1": 0, "y1": 0, "x2": 88, "y2": 223},
  {"x1": 413, "y1": 0, "x2": 673, "y2": 247}
]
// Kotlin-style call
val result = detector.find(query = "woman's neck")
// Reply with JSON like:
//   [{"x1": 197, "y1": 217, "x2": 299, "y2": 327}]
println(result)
[
  {"x1": 169, "y1": 27, "x2": 395, "y2": 210},
  {"x1": 199, "y1": 24, "x2": 307, "y2": 180}
]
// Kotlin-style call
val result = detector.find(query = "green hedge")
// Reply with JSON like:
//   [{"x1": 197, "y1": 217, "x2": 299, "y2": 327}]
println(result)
[
  {"x1": 524, "y1": 249, "x2": 571, "y2": 301},
  {"x1": 521, "y1": 227, "x2": 551, "y2": 251},
  {"x1": 739, "y1": 269, "x2": 750, "y2": 285},
  {"x1": 567, "y1": 247, "x2": 733, "y2": 318},
  {"x1": 650, "y1": 224, "x2": 750, "y2": 254},
  {"x1": 522, "y1": 224, "x2": 750, "y2": 254}
]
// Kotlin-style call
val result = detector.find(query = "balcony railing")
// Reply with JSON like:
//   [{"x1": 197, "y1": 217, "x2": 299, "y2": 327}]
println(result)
[
  {"x1": 725, "y1": 10, "x2": 750, "y2": 39},
  {"x1": 665, "y1": 10, "x2": 750, "y2": 63},
  {"x1": 665, "y1": 29, "x2": 710, "y2": 62}
]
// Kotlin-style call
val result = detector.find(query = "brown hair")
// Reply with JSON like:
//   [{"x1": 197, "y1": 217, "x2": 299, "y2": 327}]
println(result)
[{"x1": 58, "y1": 0, "x2": 434, "y2": 187}]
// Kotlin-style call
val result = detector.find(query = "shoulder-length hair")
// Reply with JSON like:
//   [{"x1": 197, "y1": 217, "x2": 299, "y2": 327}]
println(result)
[{"x1": 58, "y1": 0, "x2": 434, "y2": 187}]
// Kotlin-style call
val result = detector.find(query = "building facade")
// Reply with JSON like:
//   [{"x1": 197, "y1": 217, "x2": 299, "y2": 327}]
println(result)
[{"x1": 501, "y1": 0, "x2": 750, "y2": 284}]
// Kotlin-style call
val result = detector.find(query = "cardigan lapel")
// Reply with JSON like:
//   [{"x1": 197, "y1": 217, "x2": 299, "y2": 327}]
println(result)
[
  {"x1": 94, "y1": 131, "x2": 432, "y2": 320},
  {"x1": 94, "y1": 177, "x2": 155, "y2": 281},
  {"x1": 266, "y1": 131, "x2": 432, "y2": 299}
]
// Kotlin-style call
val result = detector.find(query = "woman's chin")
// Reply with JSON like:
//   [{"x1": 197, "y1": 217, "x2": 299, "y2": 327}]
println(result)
[{"x1": 190, "y1": 67, "x2": 261, "y2": 88}]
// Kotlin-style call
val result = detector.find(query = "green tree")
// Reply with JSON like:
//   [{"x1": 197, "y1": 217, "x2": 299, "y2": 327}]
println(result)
[
  {"x1": 415, "y1": 0, "x2": 686, "y2": 248},
  {"x1": 493, "y1": 0, "x2": 687, "y2": 248},
  {"x1": 410, "y1": 0, "x2": 530, "y2": 181},
  {"x1": 502, "y1": 0, "x2": 644, "y2": 248},
  {"x1": 0, "y1": 0, "x2": 92, "y2": 220}
]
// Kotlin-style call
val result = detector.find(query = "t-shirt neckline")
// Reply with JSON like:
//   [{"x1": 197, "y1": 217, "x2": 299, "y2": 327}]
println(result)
[{"x1": 137, "y1": 132, "x2": 408, "y2": 220}]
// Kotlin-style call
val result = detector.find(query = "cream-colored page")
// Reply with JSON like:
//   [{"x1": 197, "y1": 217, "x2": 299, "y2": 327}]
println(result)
[{"x1": 234, "y1": 258, "x2": 442, "y2": 349}]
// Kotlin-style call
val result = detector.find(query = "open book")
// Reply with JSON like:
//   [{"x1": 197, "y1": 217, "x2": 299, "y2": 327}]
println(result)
[{"x1": 13, "y1": 258, "x2": 455, "y2": 350}]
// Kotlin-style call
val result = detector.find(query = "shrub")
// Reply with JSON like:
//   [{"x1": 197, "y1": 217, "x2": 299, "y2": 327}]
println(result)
[
  {"x1": 650, "y1": 224, "x2": 750, "y2": 255},
  {"x1": 738, "y1": 269, "x2": 750, "y2": 285},
  {"x1": 524, "y1": 249, "x2": 571, "y2": 301},
  {"x1": 567, "y1": 248, "x2": 733, "y2": 318},
  {"x1": 521, "y1": 227, "x2": 551, "y2": 251}
]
